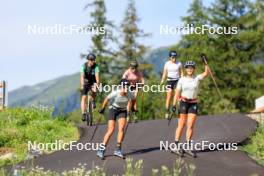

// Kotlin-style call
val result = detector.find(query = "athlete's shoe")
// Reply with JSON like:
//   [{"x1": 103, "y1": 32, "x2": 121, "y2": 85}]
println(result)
[
  {"x1": 170, "y1": 142, "x2": 184, "y2": 157},
  {"x1": 114, "y1": 149, "x2": 125, "y2": 159},
  {"x1": 82, "y1": 114, "x2": 86, "y2": 121},
  {"x1": 184, "y1": 141, "x2": 197, "y2": 158},
  {"x1": 97, "y1": 149, "x2": 105, "y2": 159}
]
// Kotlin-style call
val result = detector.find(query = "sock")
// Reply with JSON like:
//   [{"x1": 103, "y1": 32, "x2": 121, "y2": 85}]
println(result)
[{"x1": 116, "y1": 143, "x2": 122, "y2": 150}]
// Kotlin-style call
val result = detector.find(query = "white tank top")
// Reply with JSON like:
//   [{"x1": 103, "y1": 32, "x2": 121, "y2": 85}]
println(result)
[{"x1": 164, "y1": 61, "x2": 182, "y2": 80}]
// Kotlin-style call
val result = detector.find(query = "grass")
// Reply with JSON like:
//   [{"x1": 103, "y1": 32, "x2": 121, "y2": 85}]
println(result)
[
  {"x1": 242, "y1": 122, "x2": 264, "y2": 166},
  {"x1": 0, "y1": 158, "x2": 195, "y2": 176},
  {"x1": 0, "y1": 106, "x2": 79, "y2": 167}
]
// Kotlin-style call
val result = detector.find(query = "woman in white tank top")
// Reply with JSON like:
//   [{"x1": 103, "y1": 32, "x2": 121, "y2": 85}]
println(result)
[
  {"x1": 161, "y1": 51, "x2": 183, "y2": 119},
  {"x1": 170, "y1": 54, "x2": 209, "y2": 157}
]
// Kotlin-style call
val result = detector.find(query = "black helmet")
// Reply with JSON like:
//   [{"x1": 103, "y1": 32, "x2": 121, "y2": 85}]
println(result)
[
  {"x1": 87, "y1": 53, "x2": 96, "y2": 60},
  {"x1": 130, "y1": 61, "x2": 138, "y2": 68},
  {"x1": 120, "y1": 79, "x2": 130, "y2": 87},
  {"x1": 184, "y1": 61, "x2": 196, "y2": 68},
  {"x1": 169, "y1": 51, "x2": 177, "y2": 57}
]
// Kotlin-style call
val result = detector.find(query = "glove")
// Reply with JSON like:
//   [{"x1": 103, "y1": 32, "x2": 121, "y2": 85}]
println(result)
[
  {"x1": 99, "y1": 108, "x2": 105, "y2": 114},
  {"x1": 172, "y1": 106, "x2": 177, "y2": 113},
  {"x1": 200, "y1": 53, "x2": 208, "y2": 65}
]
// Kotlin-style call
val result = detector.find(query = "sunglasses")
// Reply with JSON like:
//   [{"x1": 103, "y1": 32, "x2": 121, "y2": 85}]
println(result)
[
  {"x1": 171, "y1": 56, "x2": 176, "y2": 59},
  {"x1": 131, "y1": 67, "x2": 137, "y2": 70}
]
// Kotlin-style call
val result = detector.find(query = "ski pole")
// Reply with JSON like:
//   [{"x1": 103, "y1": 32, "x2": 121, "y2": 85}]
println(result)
[
  {"x1": 141, "y1": 91, "x2": 144, "y2": 120},
  {"x1": 89, "y1": 114, "x2": 103, "y2": 141},
  {"x1": 201, "y1": 54, "x2": 228, "y2": 112},
  {"x1": 123, "y1": 112, "x2": 131, "y2": 140}
]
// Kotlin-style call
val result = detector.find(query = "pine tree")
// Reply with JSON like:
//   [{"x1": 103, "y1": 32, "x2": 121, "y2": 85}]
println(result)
[
  {"x1": 171, "y1": 0, "x2": 264, "y2": 114},
  {"x1": 83, "y1": 0, "x2": 116, "y2": 79},
  {"x1": 119, "y1": 0, "x2": 150, "y2": 67}
]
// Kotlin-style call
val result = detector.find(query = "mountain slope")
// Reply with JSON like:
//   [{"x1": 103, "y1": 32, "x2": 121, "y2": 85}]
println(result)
[
  {"x1": 9, "y1": 73, "x2": 80, "y2": 114},
  {"x1": 143, "y1": 46, "x2": 170, "y2": 74}
]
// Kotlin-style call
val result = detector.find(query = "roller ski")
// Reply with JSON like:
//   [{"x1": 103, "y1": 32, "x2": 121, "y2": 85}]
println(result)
[
  {"x1": 184, "y1": 141, "x2": 197, "y2": 158},
  {"x1": 114, "y1": 149, "x2": 126, "y2": 159},
  {"x1": 170, "y1": 141, "x2": 184, "y2": 157}
]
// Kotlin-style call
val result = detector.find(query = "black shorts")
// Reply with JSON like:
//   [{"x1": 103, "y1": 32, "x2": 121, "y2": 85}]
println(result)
[
  {"x1": 167, "y1": 80, "x2": 178, "y2": 90},
  {"x1": 81, "y1": 84, "x2": 93, "y2": 96},
  {"x1": 108, "y1": 108, "x2": 127, "y2": 121},
  {"x1": 179, "y1": 101, "x2": 198, "y2": 115}
]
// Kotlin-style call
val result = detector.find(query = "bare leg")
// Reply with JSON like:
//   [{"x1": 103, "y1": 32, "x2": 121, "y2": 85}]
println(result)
[
  {"x1": 175, "y1": 114, "x2": 188, "y2": 141},
  {"x1": 81, "y1": 96, "x2": 87, "y2": 114},
  {"x1": 166, "y1": 89, "x2": 173, "y2": 110},
  {"x1": 117, "y1": 117, "x2": 126, "y2": 143},
  {"x1": 186, "y1": 114, "x2": 197, "y2": 141},
  {"x1": 103, "y1": 120, "x2": 115, "y2": 145}
]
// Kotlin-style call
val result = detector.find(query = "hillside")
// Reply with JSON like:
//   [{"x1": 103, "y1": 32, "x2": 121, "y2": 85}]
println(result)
[
  {"x1": 143, "y1": 46, "x2": 170, "y2": 74},
  {"x1": 9, "y1": 73, "x2": 80, "y2": 114}
]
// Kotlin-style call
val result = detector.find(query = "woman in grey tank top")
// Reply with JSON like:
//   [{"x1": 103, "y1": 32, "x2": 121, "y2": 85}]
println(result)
[
  {"x1": 170, "y1": 55, "x2": 209, "y2": 157},
  {"x1": 96, "y1": 79, "x2": 134, "y2": 159}
]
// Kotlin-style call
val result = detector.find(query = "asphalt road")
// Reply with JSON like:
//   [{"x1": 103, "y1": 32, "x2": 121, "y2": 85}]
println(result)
[{"x1": 20, "y1": 113, "x2": 264, "y2": 175}]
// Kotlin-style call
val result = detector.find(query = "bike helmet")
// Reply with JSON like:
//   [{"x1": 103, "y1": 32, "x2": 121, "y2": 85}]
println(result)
[
  {"x1": 87, "y1": 53, "x2": 96, "y2": 60},
  {"x1": 130, "y1": 61, "x2": 138, "y2": 68},
  {"x1": 169, "y1": 51, "x2": 177, "y2": 57},
  {"x1": 120, "y1": 79, "x2": 130, "y2": 87},
  {"x1": 184, "y1": 61, "x2": 196, "y2": 68}
]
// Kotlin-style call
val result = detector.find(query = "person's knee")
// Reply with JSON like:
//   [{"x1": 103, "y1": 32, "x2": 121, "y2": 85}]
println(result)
[
  {"x1": 187, "y1": 125, "x2": 194, "y2": 131},
  {"x1": 167, "y1": 91, "x2": 172, "y2": 97},
  {"x1": 107, "y1": 127, "x2": 115, "y2": 135},
  {"x1": 177, "y1": 124, "x2": 185, "y2": 131},
  {"x1": 81, "y1": 96, "x2": 87, "y2": 102},
  {"x1": 118, "y1": 126, "x2": 125, "y2": 133}
]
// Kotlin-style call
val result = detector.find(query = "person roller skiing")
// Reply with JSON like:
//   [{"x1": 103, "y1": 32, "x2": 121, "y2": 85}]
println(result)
[
  {"x1": 122, "y1": 60, "x2": 145, "y2": 122},
  {"x1": 171, "y1": 54, "x2": 209, "y2": 157},
  {"x1": 161, "y1": 51, "x2": 183, "y2": 119},
  {"x1": 97, "y1": 79, "x2": 134, "y2": 159}
]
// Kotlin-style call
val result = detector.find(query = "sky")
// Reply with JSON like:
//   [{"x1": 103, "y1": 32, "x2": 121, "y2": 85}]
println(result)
[{"x1": 1, "y1": 0, "x2": 213, "y2": 91}]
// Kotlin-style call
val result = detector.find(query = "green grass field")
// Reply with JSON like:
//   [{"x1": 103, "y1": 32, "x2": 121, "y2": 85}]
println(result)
[
  {"x1": 0, "y1": 107, "x2": 79, "y2": 167},
  {"x1": 243, "y1": 121, "x2": 264, "y2": 166}
]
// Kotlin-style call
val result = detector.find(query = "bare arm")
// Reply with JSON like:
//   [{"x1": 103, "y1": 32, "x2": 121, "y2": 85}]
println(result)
[
  {"x1": 173, "y1": 89, "x2": 181, "y2": 106},
  {"x1": 101, "y1": 97, "x2": 109, "y2": 110},
  {"x1": 180, "y1": 66, "x2": 184, "y2": 77},
  {"x1": 95, "y1": 73, "x2": 100, "y2": 84},
  {"x1": 140, "y1": 75, "x2": 145, "y2": 85},
  {"x1": 127, "y1": 100, "x2": 132, "y2": 112},
  {"x1": 80, "y1": 73, "x2": 85, "y2": 89},
  {"x1": 200, "y1": 64, "x2": 209, "y2": 79},
  {"x1": 161, "y1": 68, "x2": 167, "y2": 84}
]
